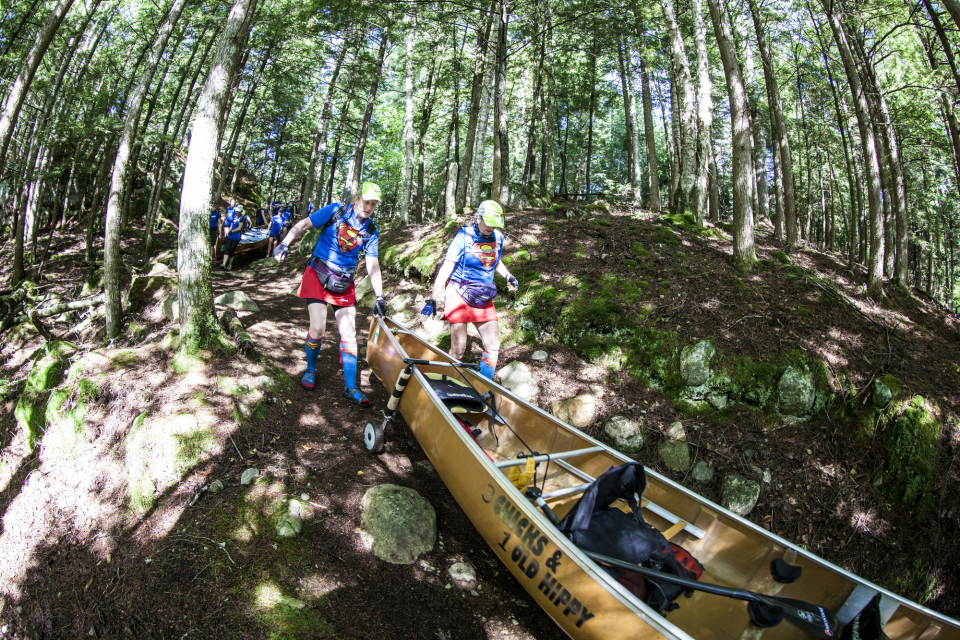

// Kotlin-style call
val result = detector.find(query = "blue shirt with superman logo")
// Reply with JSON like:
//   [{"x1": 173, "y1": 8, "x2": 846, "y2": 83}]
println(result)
[
  {"x1": 308, "y1": 203, "x2": 379, "y2": 274},
  {"x1": 445, "y1": 224, "x2": 504, "y2": 284}
]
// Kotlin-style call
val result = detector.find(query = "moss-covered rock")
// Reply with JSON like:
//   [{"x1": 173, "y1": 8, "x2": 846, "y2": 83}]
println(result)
[
  {"x1": 879, "y1": 395, "x2": 940, "y2": 516},
  {"x1": 770, "y1": 250, "x2": 792, "y2": 265},
  {"x1": 126, "y1": 275, "x2": 177, "y2": 313},
  {"x1": 777, "y1": 366, "x2": 816, "y2": 417}
]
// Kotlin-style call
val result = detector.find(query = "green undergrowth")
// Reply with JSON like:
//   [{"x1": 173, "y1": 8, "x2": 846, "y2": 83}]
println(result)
[
  {"x1": 380, "y1": 220, "x2": 459, "y2": 282},
  {"x1": 656, "y1": 212, "x2": 726, "y2": 239}
]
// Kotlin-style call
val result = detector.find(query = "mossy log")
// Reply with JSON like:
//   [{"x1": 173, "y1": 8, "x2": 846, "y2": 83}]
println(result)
[{"x1": 219, "y1": 309, "x2": 255, "y2": 351}]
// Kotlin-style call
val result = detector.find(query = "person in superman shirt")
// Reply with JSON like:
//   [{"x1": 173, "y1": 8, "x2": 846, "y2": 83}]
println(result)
[
  {"x1": 273, "y1": 182, "x2": 388, "y2": 406},
  {"x1": 420, "y1": 201, "x2": 519, "y2": 379}
]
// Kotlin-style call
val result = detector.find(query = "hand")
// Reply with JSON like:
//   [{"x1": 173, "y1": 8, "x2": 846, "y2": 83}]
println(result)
[
  {"x1": 373, "y1": 295, "x2": 387, "y2": 317},
  {"x1": 273, "y1": 241, "x2": 289, "y2": 261},
  {"x1": 420, "y1": 299, "x2": 436, "y2": 317},
  {"x1": 507, "y1": 275, "x2": 519, "y2": 292}
]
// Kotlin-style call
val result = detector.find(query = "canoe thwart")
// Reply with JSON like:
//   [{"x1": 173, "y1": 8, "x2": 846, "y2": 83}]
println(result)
[{"x1": 494, "y1": 447, "x2": 605, "y2": 469}]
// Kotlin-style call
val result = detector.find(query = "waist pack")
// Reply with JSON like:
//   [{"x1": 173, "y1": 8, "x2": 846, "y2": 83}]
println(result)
[
  {"x1": 453, "y1": 279, "x2": 498, "y2": 307},
  {"x1": 558, "y1": 462, "x2": 704, "y2": 615},
  {"x1": 310, "y1": 258, "x2": 352, "y2": 294}
]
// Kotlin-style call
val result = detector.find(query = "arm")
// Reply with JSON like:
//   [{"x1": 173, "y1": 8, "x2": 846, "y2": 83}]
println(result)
[
  {"x1": 495, "y1": 259, "x2": 519, "y2": 291},
  {"x1": 274, "y1": 217, "x2": 316, "y2": 262},
  {"x1": 365, "y1": 255, "x2": 383, "y2": 297},
  {"x1": 431, "y1": 260, "x2": 457, "y2": 302}
]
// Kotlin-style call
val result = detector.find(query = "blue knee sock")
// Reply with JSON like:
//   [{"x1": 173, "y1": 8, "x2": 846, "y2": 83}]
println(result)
[
  {"x1": 304, "y1": 333, "x2": 321, "y2": 371},
  {"x1": 340, "y1": 340, "x2": 358, "y2": 389},
  {"x1": 479, "y1": 351, "x2": 497, "y2": 379}
]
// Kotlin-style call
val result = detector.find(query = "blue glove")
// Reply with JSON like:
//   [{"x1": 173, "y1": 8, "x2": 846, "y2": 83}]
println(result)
[
  {"x1": 273, "y1": 241, "x2": 288, "y2": 261},
  {"x1": 507, "y1": 275, "x2": 519, "y2": 292},
  {"x1": 420, "y1": 299, "x2": 436, "y2": 317},
  {"x1": 373, "y1": 296, "x2": 387, "y2": 317}
]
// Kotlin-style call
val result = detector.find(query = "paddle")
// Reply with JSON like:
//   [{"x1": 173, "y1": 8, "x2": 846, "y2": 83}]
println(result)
[{"x1": 584, "y1": 550, "x2": 840, "y2": 639}]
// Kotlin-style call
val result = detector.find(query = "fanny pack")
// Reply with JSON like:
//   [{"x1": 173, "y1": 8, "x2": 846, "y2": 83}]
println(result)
[
  {"x1": 453, "y1": 279, "x2": 497, "y2": 307},
  {"x1": 310, "y1": 258, "x2": 353, "y2": 294}
]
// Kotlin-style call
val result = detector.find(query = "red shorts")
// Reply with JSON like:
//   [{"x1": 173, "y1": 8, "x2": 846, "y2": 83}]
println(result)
[
  {"x1": 443, "y1": 284, "x2": 498, "y2": 323},
  {"x1": 297, "y1": 266, "x2": 356, "y2": 306}
]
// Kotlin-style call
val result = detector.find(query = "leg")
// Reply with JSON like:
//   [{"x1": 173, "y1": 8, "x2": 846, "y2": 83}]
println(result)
[
  {"x1": 334, "y1": 305, "x2": 369, "y2": 406},
  {"x1": 301, "y1": 301, "x2": 328, "y2": 389},
  {"x1": 449, "y1": 322, "x2": 468, "y2": 361},
  {"x1": 474, "y1": 319, "x2": 501, "y2": 379}
]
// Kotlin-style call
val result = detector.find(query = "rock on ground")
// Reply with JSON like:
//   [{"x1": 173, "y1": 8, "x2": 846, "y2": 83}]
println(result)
[
  {"x1": 658, "y1": 440, "x2": 691, "y2": 471},
  {"x1": 448, "y1": 562, "x2": 478, "y2": 590},
  {"x1": 679, "y1": 340, "x2": 715, "y2": 387},
  {"x1": 496, "y1": 361, "x2": 539, "y2": 400},
  {"x1": 721, "y1": 474, "x2": 761, "y2": 515},
  {"x1": 777, "y1": 366, "x2": 815, "y2": 417},
  {"x1": 604, "y1": 416, "x2": 645, "y2": 452},
  {"x1": 215, "y1": 291, "x2": 260, "y2": 313},
  {"x1": 360, "y1": 484, "x2": 436, "y2": 564},
  {"x1": 551, "y1": 394, "x2": 597, "y2": 428}
]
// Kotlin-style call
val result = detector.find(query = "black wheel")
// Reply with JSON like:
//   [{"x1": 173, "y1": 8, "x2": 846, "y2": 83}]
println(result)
[{"x1": 363, "y1": 421, "x2": 385, "y2": 454}]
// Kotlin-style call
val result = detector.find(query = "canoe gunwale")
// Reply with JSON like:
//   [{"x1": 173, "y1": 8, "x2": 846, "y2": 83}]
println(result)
[
  {"x1": 372, "y1": 316, "x2": 960, "y2": 636},
  {"x1": 371, "y1": 316, "x2": 693, "y2": 640}
]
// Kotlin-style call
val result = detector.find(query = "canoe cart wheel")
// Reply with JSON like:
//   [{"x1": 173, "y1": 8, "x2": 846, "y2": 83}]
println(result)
[{"x1": 363, "y1": 421, "x2": 385, "y2": 454}]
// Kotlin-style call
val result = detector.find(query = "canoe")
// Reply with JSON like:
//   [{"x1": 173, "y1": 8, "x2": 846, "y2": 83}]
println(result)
[
  {"x1": 363, "y1": 315, "x2": 960, "y2": 640},
  {"x1": 214, "y1": 228, "x2": 270, "y2": 259}
]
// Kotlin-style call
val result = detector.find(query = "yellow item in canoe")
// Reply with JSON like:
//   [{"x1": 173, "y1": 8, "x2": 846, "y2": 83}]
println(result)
[{"x1": 506, "y1": 456, "x2": 536, "y2": 490}]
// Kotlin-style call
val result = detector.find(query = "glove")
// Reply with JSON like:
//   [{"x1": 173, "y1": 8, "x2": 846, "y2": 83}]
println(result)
[
  {"x1": 273, "y1": 241, "x2": 288, "y2": 261},
  {"x1": 507, "y1": 275, "x2": 519, "y2": 292},
  {"x1": 420, "y1": 299, "x2": 436, "y2": 317},
  {"x1": 373, "y1": 295, "x2": 387, "y2": 317}
]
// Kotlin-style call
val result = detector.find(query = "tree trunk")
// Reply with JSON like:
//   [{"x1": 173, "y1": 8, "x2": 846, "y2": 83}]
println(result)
[
  {"x1": 823, "y1": 0, "x2": 885, "y2": 299},
  {"x1": 491, "y1": 0, "x2": 511, "y2": 205},
  {"x1": 177, "y1": 0, "x2": 258, "y2": 352},
  {"x1": 0, "y1": 0, "x2": 77, "y2": 176},
  {"x1": 661, "y1": 0, "x2": 697, "y2": 215},
  {"x1": 458, "y1": 4, "x2": 494, "y2": 209},
  {"x1": 541, "y1": 9, "x2": 556, "y2": 196},
  {"x1": 104, "y1": 0, "x2": 188, "y2": 337},
  {"x1": 749, "y1": 0, "x2": 797, "y2": 250},
  {"x1": 347, "y1": 24, "x2": 390, "y2": 201},
  {"x1": 445, "y1": 162, "x2": 458, "y2": 220},
  {"x1": 470, "y1": 15, "x2": 498, "y2": 206},
  {"x1": 709, "y1": 0, "x2": 755, "y2": 271},
  {"x1": 751, "y1": 108, "x2": 769, "y2": 221},
  {"x1": 584, "y1": 30, "x2": 597, "y2": 197},
  {"x1": 708, "y1": 142, "x2": 720, "y2": 222},
  {"x1": 86, "y1": 137, "x2": 112, "y2": 262},
  {"x1": 414, "y1": 57, "x2": 439, "y2": 221},
  {"x1": 692, "y1": 0, "x2": 713, "y2": 224},
  {"x1": 400, "y1": 23, "x2": 417, "y2": 224},
  {"x1": 304, "y1": 39, "x2": 347, "y2": 206},
  {"x1": 617, "y1": 41, "x2": 636, "y2": 191},
  {"x1": 640, "y1": 60, "x2": 661, "y2": 212}
]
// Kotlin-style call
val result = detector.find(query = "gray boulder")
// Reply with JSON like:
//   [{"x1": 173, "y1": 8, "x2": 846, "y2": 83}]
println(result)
[
  {"x1": 707, "y1": 392, "x2": 728, "y2": 410},
  {"x1": 691, "y1": 460, "x2": 715, "y2": 484},
  {"x1": 777, "y1": 366, "x2": 815, "y2": 417},
  {"x1": 604, "y1": 416, "x2": 646, "y2": 452},
  {"x1": 360, "y1": 485, "x2": 436, "y2": 564},
  {"x1": 162, "y1": 294, "x2": 179, "y2": 321},
  {"x1": 415, "y1": 317, "x2": 447, "y2": 341},
  {"x1": 658, "y1": 440, "x2": 691, "y2": 471},
  {"x1": 551, "y1": 394, "x2": 597, "y2": 428},
  {"x1": 215, "y1": 291, "x2": 259, "y2": 313},
  {"x1": 448, "y1": 562, "x2": 478, "y2": 590},
  {"x1": 720, "y1": 474, "x2": 761, "y2": 516},
  {"x1": 276, "y1": 500, "x2": 304, "y2": 538},
  {"x1": 531, "y1": 350, "x2": 548, "y2": 362},
  {"x1": 496, "y1": 361, "x2": 540, "y2": 400},
  {"x1": 680, "y1": 340, "x2": 715, "y2": 387},
  {"x1": 240, "y1": 468, "x2": 259, "y2": 485}
]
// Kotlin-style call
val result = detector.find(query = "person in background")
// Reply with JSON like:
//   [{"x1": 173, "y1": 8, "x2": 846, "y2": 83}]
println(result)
[
  {"x1": 419, "y1": 201, "x2": 518, "y2": 379},
  {"x1": 256, "y1": 207, "x2": 266, "y2": 228},
  {"x1": 209, "y1": 205, "x2": 223, "y2": 258},
  {"x1": 266, "y1": 206, "x2": 285, "y2": 258},
  {"x1": 221, "y1": 204, "x2": 246, "y2": 271},
  {"x1": 272, "y1": 182, "x2": 388, "y2": 406},
  {"x1": 280, "y1": 204, "x2": 293, "y2": 237}
]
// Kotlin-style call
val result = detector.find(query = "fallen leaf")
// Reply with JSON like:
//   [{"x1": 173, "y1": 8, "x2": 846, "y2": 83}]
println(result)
[
  {"x1": 303, "y1": 445, "x2": 312, "y2": 450},
  {"x1": 357, "y1": 471, "x2": 364, "y2": 475},
  {"x1": 84, "y1": 578, "x2": 93, "y2": 592},
  {"x1": 806, "y1": 449, "x2": 813, "y2": 455}
]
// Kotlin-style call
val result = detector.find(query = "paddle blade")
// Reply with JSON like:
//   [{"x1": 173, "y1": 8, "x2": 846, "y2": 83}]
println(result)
[{"x1": 759, "y1": 595, "x2": 840, "y2": 639}]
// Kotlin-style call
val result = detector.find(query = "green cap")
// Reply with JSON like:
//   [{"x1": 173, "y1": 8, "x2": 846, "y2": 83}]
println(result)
[
  {"x1": 360, "y1": 181, "x2": 382, "y2": 202},
  {"x1": 478, "y1": 200, "x2": 504, "y2": 229}
]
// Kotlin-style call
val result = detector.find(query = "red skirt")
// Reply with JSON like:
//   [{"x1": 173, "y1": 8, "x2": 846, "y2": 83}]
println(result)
[
  {"x1": 297, "y1": 266, "x2": 356, "y2": 306},
  {"x1": 443, "y1": 284, "x2": 498, "y2": 323}
]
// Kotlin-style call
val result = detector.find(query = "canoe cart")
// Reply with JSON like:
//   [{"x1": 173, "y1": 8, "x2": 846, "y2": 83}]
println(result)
[
  {"x1": 214, "y1": 228, "x2": 270, "y2": 259},
  {"x1": 363, "y1": 315, "x2": 960, "y2": 640}
]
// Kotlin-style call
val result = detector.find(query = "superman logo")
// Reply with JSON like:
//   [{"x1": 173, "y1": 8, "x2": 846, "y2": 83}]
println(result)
[
  {"x1": 472, "y1": 241, "x2": 498, "y2": 268},
  {"x1": 337, "y1": 223, "x2": 362, "y2": 251}
]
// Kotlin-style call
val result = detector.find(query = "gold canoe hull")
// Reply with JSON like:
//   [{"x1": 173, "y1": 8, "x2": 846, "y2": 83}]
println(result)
[{"x1": 365, "y1": 316, "x2": 960, "y2": 640}]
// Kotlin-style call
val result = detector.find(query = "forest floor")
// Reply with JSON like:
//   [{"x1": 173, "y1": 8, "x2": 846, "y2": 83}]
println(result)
[{"x1": 0, "y1": 203, "x2": 958, "y2": 639}]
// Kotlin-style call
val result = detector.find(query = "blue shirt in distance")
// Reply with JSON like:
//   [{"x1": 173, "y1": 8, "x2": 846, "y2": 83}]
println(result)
[
  {"x1": 444, "y1": 223, "x2": 504, "y2": 285},
  {"x1": 209, "y1": 209, "x2": 221, "y2": 228},
  {"x1": 269, "y1": 213, "x2": 285, "y2": 235},
  {"x1": 224, "y1": 208, "x2": 244, "y2": 240},
  {"x1": 307, "y1": 203, "x2": 379, "y2": 274}
]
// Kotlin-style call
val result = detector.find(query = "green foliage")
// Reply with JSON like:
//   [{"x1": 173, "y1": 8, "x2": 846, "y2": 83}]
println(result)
[
  {"x1": 631, "y1": 241, "x2": 649, "y2": 257},
  {"x1": 650, "y1": 227, "x2": 681, "y2": 247},
  {"x1": 770, "y1": 251, "x2": 792, "y2": 265},
  {"x1": 880, "y1": 395, "x2": 940, "y2": 516},
  {"x1": 623, "y1": 326, "x2": 678, "y2": 389}
]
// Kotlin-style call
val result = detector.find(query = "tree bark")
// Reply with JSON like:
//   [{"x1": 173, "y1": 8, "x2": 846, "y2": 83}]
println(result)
[
  {"x1": 104, "y1": 0, "x2": 188, "y2": 337},
  {"x1": 177, "y1": 0, "x2": 258, "y2": 351},
  {"x1": 709, "y1": 0, "x2": 755, "y2": 271},
  {"x1": 749, "y1": 0, "x2": 798, "y2": 249},
  {"x1": 346, "y1": 22, "x2": 390, "y2": 201},
  {"x1": 661, "y1": 0, "x2": 697, "y2": 215},
  {"x1": 823, "y1": 0, "x2": 885, "y2": 299},
  {"x1": 541, "y1": 9, "x2": 556, "y2": 196},
  {"x1": 639, "y1": 60, "x2": 661, "y2": 212},
  {"x1": 304, "y1": 39, "x2": 347, "y2": 206},
  {"x1": 458, "y1": 4, "x2": 494, "y2": 210},
  {"x1": 470, "y1": 14, "x2": 498, "y2": 206},
  {"x1": 400, "y1": 23, "x2": 417, "y2": 223},
  {"x1": 491, "y1": 0, "x2": 511, "y2": 205},
  {"x1": 692, "y1": 0, "x2": 714, "y2": 224},
  {"x1": 86, "y1": 137, "x2": 113, "y2": 262}
]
